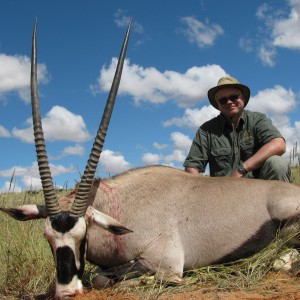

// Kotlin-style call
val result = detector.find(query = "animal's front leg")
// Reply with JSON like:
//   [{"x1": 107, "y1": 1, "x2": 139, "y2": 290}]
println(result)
[
  {"x1": 91, "y1": 260, "x2": 151, "y2": 288},
  {"x1": 140, "y1": 236, "x2": 185, "y2": 285}
]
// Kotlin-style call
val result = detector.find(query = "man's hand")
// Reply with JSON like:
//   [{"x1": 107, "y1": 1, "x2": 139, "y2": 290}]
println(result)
[
  {"x1": 231, "y1": 169, "x2": 244, "y2": 178},
  {"x1": 185, "y1": 167, "x2": 201, "y2": 176}
]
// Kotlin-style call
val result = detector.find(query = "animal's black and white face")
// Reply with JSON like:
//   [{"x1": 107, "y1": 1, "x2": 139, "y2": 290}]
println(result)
[{"x1": 45, "y1": 213, "x2": 87, "y2": 298}]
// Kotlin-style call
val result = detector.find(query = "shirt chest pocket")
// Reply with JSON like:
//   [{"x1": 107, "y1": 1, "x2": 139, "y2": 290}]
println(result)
[
  {"x1": 210, "y1": 147, "x2": 232, "y2": 176},
  {"x1": 240, "y1": 137, "x2": 255, "y2": 161}
]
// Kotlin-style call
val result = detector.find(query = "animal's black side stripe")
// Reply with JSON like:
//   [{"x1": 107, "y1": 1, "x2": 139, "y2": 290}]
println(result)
[{"x1": 216, "y1": 220, "x2": 279, "y2": 264}]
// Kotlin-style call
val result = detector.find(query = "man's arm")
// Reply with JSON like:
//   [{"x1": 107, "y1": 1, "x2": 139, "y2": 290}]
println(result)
[
  {"x1": 184, "y1": 127, "x2": 208, "y2": 176},
  {"x1": 232, "y1": 137, "x2": 286, "y2": 178},
  {"x1": 185, "y1": 167, "x2": 202, "y2": 176}
]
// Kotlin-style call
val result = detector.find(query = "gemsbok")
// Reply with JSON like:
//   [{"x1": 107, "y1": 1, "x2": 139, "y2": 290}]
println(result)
[{"x1": 2, "y1": 20, "x2": 300, "y2": 299}]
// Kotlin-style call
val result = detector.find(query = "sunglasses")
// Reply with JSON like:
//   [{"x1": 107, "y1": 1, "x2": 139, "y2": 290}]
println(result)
[{"x1": 216, "y1": 93, "x2": 241, "y2": 105}]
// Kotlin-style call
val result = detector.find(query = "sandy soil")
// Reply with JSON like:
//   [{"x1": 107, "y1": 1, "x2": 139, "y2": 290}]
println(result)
[{"x1": 73, "y1": 272, "x2": 300, "y2": 300}]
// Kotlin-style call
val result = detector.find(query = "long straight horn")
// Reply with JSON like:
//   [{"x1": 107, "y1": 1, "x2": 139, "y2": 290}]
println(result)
[
  {"x1": 70, "y1": 19, "x2": 132, "y2": 217},
  {"x1": 31, "y1": 20, "x2": 61, "y2": 216}
]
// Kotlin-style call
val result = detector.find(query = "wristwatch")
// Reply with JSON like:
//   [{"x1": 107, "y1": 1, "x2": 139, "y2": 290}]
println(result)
[{"x1": 237, "y1": 163, "x2": 248, "y2": 176}]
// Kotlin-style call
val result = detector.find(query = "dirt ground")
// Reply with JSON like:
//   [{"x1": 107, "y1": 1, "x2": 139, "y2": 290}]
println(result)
[{"x1": 73, "y1": 272, "x2": 300, "y2": 300}]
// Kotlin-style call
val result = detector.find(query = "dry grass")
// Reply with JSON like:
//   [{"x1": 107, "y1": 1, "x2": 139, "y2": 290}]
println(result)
[{"x1": 291, "y1": 166, "x2": 300, "y2": 186}]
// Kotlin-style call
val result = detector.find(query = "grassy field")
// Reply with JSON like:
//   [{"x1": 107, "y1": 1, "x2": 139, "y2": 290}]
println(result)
[{"x1": 0, "y1": 167, "x2": 300, "y2": 299}]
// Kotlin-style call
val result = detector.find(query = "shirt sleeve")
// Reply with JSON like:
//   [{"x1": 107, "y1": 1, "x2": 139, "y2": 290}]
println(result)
[
  {"x1": 183, "y1": 127, "x2": 209, "y2": 172},
  {"x1": 254, "y1": 112, "x2": 284, "y2": 146}
]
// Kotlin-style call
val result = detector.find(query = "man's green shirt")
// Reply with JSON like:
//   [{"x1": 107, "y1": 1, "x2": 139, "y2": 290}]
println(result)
[{"x1": 184, "y1": 110, "x2": 283, "y2": 177}]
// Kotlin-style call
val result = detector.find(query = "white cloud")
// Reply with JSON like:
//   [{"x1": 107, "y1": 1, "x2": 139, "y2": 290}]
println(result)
[
  {"x1": 163, "y1": 132, "x2": 193, "y2": 165},
  {"x1": 92, "y1": 58, "x2": 227, "y2": 107},
  {"x1": 99, "y1": 149, "x2": 131, "y2": 175},
  {"x1": 170, "y1": 132, "x2": 192, "y2": 152},
  {"x1": 247, "y1": 85, "x2": 300, "y2": 156},
  {"x1": 258, "y1": 45, "x2": 277, "y2": 67},
  {"x1": 142, "y1": 132, "x2": 192, "y2": 167},
  {"x1": 0, "y1": 53, "x2": 48, "y2": 102},
  {"x1": 164, "y1": 105, "x2": 219, "y2": 131},
  {"x1": 0, "y1": 161, "x2": 75, "y2": 179},
  {"x1": 50, "y1": 144, "x2": 85, "y2": 160},
  {"x1": 0, "y1": 161, "x2": 75, "y2": 191},
  {"x1": 142, "y1": 152, "x2": 162, "y2": 165},
  {"x1": 163, "y1": 149, "x2": 187, "y2": 165},
  {"x1": 247, "y1": 85, "x2": 296, "y2": 116},
  {"x1": 0, "y1": 166, "x2": 29, "y2": 178},
  {"x1": 12, "y1": 105, "x2": 90, "y2": 143},
  {"x1": 18, "y1": 175, "x2": 64, "y2": 191},
  {"x1": 21, "y1": 176, "x2": 42, "y2": 190},
  {"x1": 281, "y1": 121, "x2": 300, "y2": 158},
  {"x1": 49, "y1": 163, "x2": 75, "y2": 177},
  {"x1": 0, "y1": 181, "x2": 23, "y2": 193},
  {"x1": 240, "y1": 1, "x2": 300, "y2": 66},
  {"x1": 62, "y1": 144, "x2": 85, "y2": 156},
  {"x1": 114, "y1": 9, "x2": 131, "y2": 28},
  {"x1": 114, "y1": 9, "x2": 144, "y2": 34},
  {"x1": 179, "y1": 16, "x2": 224, "y2": 48},
  {"x1": 256, "y1": 3, "x2": 270, "y2": 19},
  {"x1": 272, "y1": 0, "x2": 300, "y2": 50},
  {"x1": 239, "y1": 36, "x2": 254, "y2": 53},
  {"x1": 0, "y1": 125, "x2": 10, "y2": 137},
  {"x1": 253, "y1": 0, "x2": 300, "y2": 66},
  {"x1": 153, "y1": 142, "x2": 168, "y2": 150}
]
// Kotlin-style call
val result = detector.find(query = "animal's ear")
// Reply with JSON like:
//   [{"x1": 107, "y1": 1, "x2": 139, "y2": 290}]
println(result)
[
  {"x1": 85, "y1": 206, "x2": 133, "y2": 235},
  {"x1": 0, "y1": 205, "x2": 48, "y2": 221}
]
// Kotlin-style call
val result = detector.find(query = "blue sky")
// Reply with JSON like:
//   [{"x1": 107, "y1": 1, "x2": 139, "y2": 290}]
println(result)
[{"x1": 1, "y1": 0, "x2": 300, "y2": 192}]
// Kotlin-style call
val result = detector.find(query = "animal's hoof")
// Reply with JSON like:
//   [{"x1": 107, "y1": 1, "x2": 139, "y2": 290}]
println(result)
[
  {"x1": 273, "y1": 249, "x2": 300, "y2": 273},
  {"x1": 167, "y1": 276, "x2": 184, "y2": 286},
  {"x1": 92, "y1": 274, "x2": 115, "y2": 289}
]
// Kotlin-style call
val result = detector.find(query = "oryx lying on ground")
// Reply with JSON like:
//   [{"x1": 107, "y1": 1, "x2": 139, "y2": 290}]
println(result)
[{"x1": 2, "y1": 20, "x2": 300, "y2": 300}]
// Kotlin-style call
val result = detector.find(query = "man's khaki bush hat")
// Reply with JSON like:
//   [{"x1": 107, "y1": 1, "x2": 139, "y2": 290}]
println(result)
[{"x1": 208, "y1": 76, "x2": 250, "y2": 110}]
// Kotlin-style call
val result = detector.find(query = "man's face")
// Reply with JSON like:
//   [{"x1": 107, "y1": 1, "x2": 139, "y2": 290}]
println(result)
[{"x1": 215, "y1": 87, "x2": 245, "y2": 118}]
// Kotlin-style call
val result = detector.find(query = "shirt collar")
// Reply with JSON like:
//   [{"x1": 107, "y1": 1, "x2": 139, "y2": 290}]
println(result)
[{"x1": 219, "y1": 110, "x2": 246, "y2": 129}]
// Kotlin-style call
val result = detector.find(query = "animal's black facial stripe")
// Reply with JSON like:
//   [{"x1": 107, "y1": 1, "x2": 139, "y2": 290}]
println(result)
[
  {"x1": 56, "y1": 246, "x2": 78, "y2": 284},
  {"x1": 79, "y1": 236, "x2": 86, "y2": 278},
  {"x1": 55, "y1": 237, "x2": 86, "y2": 284},
  {"x1": 50, "y1": 212, "x2": 78, "y2": 233}
]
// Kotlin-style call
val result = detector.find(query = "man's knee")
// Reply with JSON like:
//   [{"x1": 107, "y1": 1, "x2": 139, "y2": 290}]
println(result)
[{"x1": 259, "y1": 156, "x2": 291, "y2": 182}]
